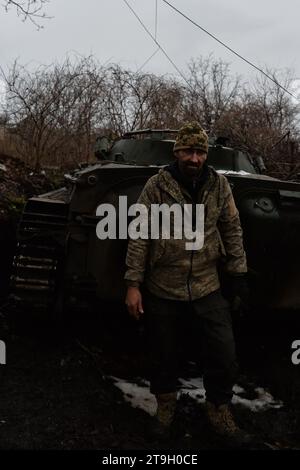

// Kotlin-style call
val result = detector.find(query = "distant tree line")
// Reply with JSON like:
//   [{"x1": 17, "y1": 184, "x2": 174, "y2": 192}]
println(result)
[{"x1": 0, "y1": 54, "x2": 299, "y2": 179}]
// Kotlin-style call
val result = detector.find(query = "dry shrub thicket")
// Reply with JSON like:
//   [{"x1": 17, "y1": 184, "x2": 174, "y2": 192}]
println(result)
[{"x1": 0, "y1": 55, "x2": 299, "y2": 179}]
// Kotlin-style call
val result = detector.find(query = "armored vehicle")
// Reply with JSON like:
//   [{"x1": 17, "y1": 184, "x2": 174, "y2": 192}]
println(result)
[{"x1": 10, "y1": 130, "x2": 300, "y2": 316}]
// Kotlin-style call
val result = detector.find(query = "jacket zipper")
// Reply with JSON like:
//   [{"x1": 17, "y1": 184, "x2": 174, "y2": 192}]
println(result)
[
  {"x1": 186, "y1": 176, "x2": 216, "y2": 301},
  {"x1": 186, "y1": 180, "x2": 197, "y2": 301}
]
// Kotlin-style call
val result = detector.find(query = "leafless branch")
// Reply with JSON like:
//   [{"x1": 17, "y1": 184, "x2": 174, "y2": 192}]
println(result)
[{"x1": 3, "y1": 0, "x2": 51, "y2": 28}]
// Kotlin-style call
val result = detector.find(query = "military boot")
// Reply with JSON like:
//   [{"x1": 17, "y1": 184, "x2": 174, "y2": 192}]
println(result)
[
  {"x1": 152, "y1": 392, "x2": 177, "y2": 439},
  {"x1": 205, "y1": 402, "x2": 252, "y2": 446}
]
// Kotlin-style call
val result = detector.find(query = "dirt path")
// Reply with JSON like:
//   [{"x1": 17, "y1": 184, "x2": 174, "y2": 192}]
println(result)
[{"x1": 0, "y1": 309, "x2": 300, "y2": 451}]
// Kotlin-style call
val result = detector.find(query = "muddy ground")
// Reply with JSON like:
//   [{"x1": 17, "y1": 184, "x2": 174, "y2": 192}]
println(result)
[
  {"x1": 1, "y1": 152, "x2": 300, "y2": 451},
  {"x1": 0, "y1": 303, "x2": 300, "y2": 451}
]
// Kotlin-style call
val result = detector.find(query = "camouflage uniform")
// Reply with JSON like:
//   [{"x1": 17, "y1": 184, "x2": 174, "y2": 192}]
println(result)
[
  {"x1": 124, "y1": 166, "x2": 247, "y2": 300},
  {"x1": 124, "y1": 122, "x2": 247, "y2": 410}
]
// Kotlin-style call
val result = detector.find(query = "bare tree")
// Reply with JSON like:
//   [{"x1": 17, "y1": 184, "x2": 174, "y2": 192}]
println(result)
[
  {"x1": 183, "y1": 55, "x2": 241, "y2": 134},
  {"x1": 1, "y1": 57, "x2": 107, "y2": 169},
  {"x1": 2, "y1": 53, "x2": 300, "y2": 179},
  {"x1": 145, "y1": 76, "x2": 184, "y2": 129},
  {"x1": 103, "y1": 66, "x2": 152, "y2": 134},
  {"x1": 103, "y1": 65, "x2": 185, "y2": 135},
  {"x1": 219, "y1": 68, "x2": 300, "y2": 178},
  {"x1": 3, "y1": 0, "x2": 50, "y2": 26}
]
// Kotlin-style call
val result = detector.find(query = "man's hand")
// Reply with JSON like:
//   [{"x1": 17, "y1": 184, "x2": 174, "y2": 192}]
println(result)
[
  {"x1": 125, "y1": 286, "x2": 144, "y2": 320},
  {"x1": 228, "y1": 274, "x2": 250, "y2": 312}
]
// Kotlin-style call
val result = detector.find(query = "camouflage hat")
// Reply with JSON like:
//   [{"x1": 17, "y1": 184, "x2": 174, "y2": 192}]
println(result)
[{"x1": 174, "y1": 121, "x2": 208, "y2": 153}]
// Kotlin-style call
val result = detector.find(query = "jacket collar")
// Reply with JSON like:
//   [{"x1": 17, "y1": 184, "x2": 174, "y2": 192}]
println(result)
[{"x1": 157, "y1": 164, "x2": 217, "y2": 204}]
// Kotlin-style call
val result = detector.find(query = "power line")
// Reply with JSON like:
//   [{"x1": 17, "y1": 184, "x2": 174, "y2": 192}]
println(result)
[
  {"x1": 155, "y1": 0, "x2": 158, "y2": 40},
  {"x1": 162, "y1": 0, "x2": 298, "y2": 101},
  {"x1": 137, "y1": 47, "x2": 160, "y2": 73},
  {"x1": 122, "y1": 0, "x2": 191, "y2": 88},
  {"x1": 137, "y1": 1, "x2": 159, "y2": 73}
]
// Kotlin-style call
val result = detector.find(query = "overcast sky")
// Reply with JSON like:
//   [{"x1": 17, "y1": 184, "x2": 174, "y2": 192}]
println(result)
[{"x1": 1, "y1": 0, "x2": 300, "y2": 89}]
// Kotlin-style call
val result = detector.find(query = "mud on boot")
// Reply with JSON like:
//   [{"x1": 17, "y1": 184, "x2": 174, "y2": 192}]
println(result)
[{"x1": 205, "y1": 402, "x2": 252, "y2": 447}]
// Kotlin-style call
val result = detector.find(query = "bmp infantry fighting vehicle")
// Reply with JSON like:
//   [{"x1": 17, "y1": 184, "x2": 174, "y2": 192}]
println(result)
[{"x1": 10, "y1": 130, "x2": 300, "y2": 315}]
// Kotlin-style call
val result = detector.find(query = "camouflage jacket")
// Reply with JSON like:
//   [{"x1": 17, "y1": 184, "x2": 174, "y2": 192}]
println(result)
[{"x1": 124, "y1": 166, "x2": 247, "y2": 301}]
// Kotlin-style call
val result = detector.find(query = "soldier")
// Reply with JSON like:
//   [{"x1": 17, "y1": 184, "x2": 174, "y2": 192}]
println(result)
[{"x1": 124, "y1": 122, "x2": 250, "y2": 444}]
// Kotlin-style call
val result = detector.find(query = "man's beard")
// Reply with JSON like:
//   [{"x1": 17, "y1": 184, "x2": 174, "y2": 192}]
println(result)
[{"x1": 180, "y1": 162, "x2": 203, "y2": 178}]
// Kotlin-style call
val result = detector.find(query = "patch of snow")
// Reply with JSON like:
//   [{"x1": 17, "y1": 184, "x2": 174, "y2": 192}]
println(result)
[
  {"x1": 178, "y1": 377, "x2": 206, "y2": 402},
  {"x1": 232, "y1": 387, "x2": 283, "y2": 412},
  {"x1": 111, "y1": 376, "x2": 283, "y2": 416},
  {"x1": 111, "y1": 376, "x2": 156, "y2": 416},
  {"x1": 232, "y1": 384, "x2": 245, "y2": 395},
  {"x1": 0, "y1": 163, "x2": 7, "y2": 172},
  {"x1": 217, "y1": 169, "x2": 252, "y2": 176}
]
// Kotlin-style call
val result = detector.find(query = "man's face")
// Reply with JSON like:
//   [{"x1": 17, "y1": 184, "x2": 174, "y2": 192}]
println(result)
[{"x1": 175, "y1": 148, "x2": 207, "y2": 177}]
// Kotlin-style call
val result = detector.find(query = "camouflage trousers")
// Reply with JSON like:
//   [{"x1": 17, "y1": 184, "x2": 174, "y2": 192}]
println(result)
[{"x1": 144, "y1": 289, "x2": 238, "y2": 405}]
